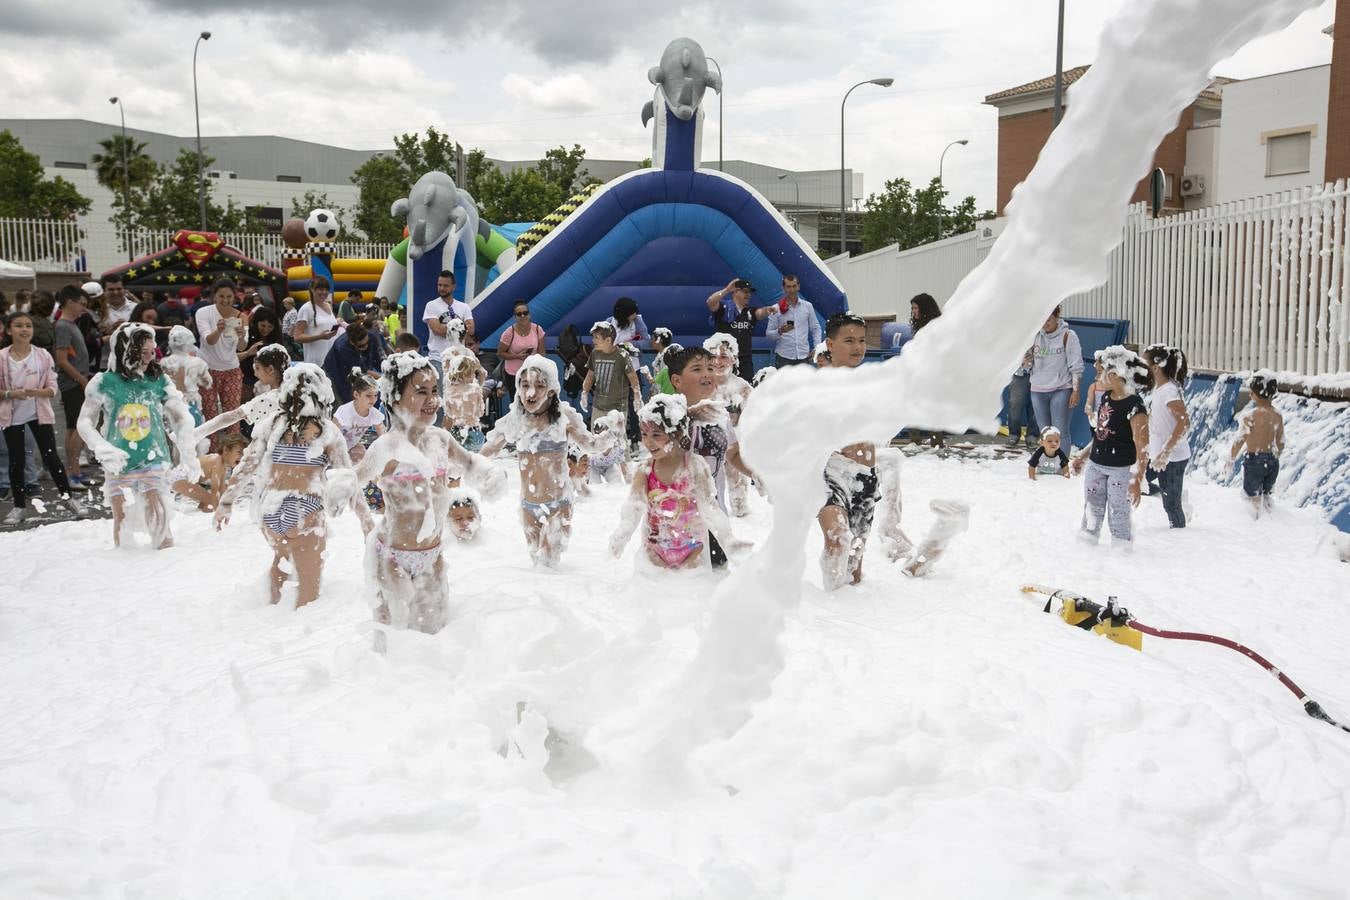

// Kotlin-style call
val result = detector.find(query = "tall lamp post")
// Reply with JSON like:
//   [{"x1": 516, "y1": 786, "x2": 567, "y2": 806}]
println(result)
[
  {"x1": 109, "y1": 96, "x2": 132, "y2": 260},
  {"x1": 193, "y1": 30, "x2": 212, "y2": 230},
  {"x1": 840, "y1": 77, "x2": 893, "y2": 255},
  {"x1": 777, "y1": 173, "x2": 800, "y2": 232},
  {"x1": 937, "y1": 138, "x2": 969, "y2": 240},
  {"x1": 1052, "y1": 0, "x2": 1066, "y2": 127},
  {"x1": 706, "y1": 56, "x2": 723, "y2": 172}
]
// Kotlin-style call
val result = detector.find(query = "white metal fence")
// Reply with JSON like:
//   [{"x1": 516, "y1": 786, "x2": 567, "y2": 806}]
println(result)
[
  {"x1": 0, "y1": 217, "x2": 397, "y2": 276},
  {"x1": 1065, "y1": 182, "x2": 1350, "y2": 376}
]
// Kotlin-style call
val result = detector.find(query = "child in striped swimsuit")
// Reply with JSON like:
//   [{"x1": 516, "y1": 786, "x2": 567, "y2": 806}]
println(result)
[{"x1": 216, "y1": 363, "x2": 358, "y2": 608}]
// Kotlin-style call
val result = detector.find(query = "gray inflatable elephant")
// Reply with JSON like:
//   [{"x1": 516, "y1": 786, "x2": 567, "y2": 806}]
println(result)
[
  {"x1": 392, "y1": 171, "x2": 479, "y2": 263},
  {"x1": 641, "y1": 37, "x2": 721, "y2": 127}
]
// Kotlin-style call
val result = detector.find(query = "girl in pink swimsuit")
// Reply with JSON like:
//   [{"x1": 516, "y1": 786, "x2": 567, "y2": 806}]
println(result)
[{"x1": 609, "y1": 394, "x2": 742, "y2": 571}]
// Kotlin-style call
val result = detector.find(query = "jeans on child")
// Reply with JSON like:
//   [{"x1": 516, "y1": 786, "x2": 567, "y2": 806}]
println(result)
[
  {"x1": 0, "y1": 427, "x2": 40, "y2": 491},
  {"x1": 1154, "y1": 458, "x2": 1188, "y2": 528},
  {"x1": 1006, "y1": 373, "x2": 1038, "y2": 443},
  {"x1": 1242, "y1": 452, "x2": 1279, "y2": 496},
  {"x1": 1030, "y1": 387, "x2": 1072, "y2": 446},
  {"x1": 1081, "y1": 460, "x2": 1134, "y2": 543}
]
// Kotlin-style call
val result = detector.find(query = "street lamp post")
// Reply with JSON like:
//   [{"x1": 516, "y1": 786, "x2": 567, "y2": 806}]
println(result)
[
  {"x1": 1052, "y1": 0, "x2": 1066, "y2": 127},
  {"x1": 937, "y1": 138, "x2": 969, "y2": 240},
  {"x1": 777, "y1": 173, "x2": 800, "y2": 232},
  {"x1": 109, "y1": 96, "x2": 132, "y2": 260},
  {"x1": 840, "y1": 77, "x2": 893, "y2": 255},
  {"x1": 193, "y1": 30, "x2": 212, "y2": 230},
  {"x1": 706, "y1": 56, "x2": 723, "y2": 172}
]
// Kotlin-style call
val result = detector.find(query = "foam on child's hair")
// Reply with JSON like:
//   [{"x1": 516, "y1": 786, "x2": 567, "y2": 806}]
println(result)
[
  {"x1": 1039, "y1": 425, "x2": 1060, "y2": 439},
  {"x1": 702, "y1": 333, "x2": 738, "y2": 357}
]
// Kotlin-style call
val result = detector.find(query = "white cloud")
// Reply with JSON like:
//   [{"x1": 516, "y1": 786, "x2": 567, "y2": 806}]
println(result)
[{"x1": 501, "y1": 72, "x2": 603, "y2": 112}]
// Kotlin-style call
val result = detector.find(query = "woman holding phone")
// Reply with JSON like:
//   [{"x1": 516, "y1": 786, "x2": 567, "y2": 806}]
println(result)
[
  {"x1": 293, "y1": 277, "x2": 342, "y2": 366},
  {"x1": 194, "y1": 276, "x2": 245, "y2": 450}
]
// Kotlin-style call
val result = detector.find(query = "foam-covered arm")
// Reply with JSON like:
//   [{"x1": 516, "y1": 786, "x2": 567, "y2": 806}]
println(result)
[
  {"x1": 194, "y1": 406, "x2": 249, "y2": 444},
  {"x1": 323, "y1": 433, "x2": 357, "y2": 517},
  {"x1": 609, "y1": 468, "x2": 647, "y2": 557},
  {"x1": 451, "y1": 436, "x2": 506, "y2": 501},
  {"x1": 75, "y1": 374, "x2": 127, "y2": 474},
  {"x1": 692, "y1": 454, "x2": 749, "y2": 553}
]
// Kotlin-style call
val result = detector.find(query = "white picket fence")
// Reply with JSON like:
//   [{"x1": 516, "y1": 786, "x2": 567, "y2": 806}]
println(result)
[
  {"x1": 0, "y1": 217, "x2": 396, "y2": 275},
  {"x1": 1065, "y1": 181, "x2": 1350, "y2": 376}
]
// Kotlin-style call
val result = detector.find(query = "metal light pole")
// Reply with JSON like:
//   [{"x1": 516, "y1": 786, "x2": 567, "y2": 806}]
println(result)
[
  {"x1": 777, "y1": 173, "x2": 800, "y2": 232},
  {"x1": 937, "y1": 138, "x2": 969, "y2": 240},
  {"x1": 840, "y1": 77, "x2": 893, "y2": 255},
  {"x1": 193, "y1": 30, "x2": 212, "y2": 230},
  {"x1": 1052, "y1": 0, "x2": 1066, "y2": 127},
  {"x1": 109, "y1": 96, "x2": 132, "y2": 260},
  {"x1": 706, "y1": 56, "x2": 723, "y2": 171}
]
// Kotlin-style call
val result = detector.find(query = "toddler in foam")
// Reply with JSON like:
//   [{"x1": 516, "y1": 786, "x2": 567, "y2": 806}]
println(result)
[{"x1": 1027, "y1": 426, "x2": 1070, "y2": 480}]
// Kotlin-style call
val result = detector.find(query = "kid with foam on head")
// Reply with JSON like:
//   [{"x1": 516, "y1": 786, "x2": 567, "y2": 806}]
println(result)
[
  {"x1": 580, "y1": 321, "x2": 641, "y2": 428},
  {"x1": 587, "y1": 408, "x2": 631, "y2": 483},
  {"x1": 354, "y1": 351, "x2": 505, "y2": 638},
  {"x1": 1070, "y1": 345, "x2": 1151, "y2": 547},
  {"x1": 160, "y1": 325, "x2": 213, "y2": 429},
  {"x1": 703, "y1": 332, "x2": 755, "y2": 516},
  {"x1": 1142, "y1": 343, "x2": 1193, "y2": 528},
  {"x1": 195, "y1": 344, "x2": 289, "y2": 446},
  {"x1": 78, "y1": 323, "x2": 198, "y2": 548},
  {"x1": 335, "y1": 368, "x2": 385, "y2": 463},
  {"x1": 482, "y1": 355, "x2": 614, "y2": 568},
  {"x1": 446, "y1": 487, "x2": 482, "y2": 542},
  {"x1": 1027, "y1": 425, "x2": 1070, "y2": 479},
  {"x1": 1230, "y1": 371, "x2": 1284, "y2": 519},
  {"x1": 441, "y1": 347, "x2": 487, "y2": 451},
  {"x1": 216, "y1": 363, "x2": 357, "y2": 607},
  {"x1": 610, "y1": 393, "x2": 743, "y2": 570}
]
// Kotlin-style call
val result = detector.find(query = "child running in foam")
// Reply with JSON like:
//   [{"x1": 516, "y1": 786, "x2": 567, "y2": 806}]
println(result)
[
  {"x1": 354, "y1": 352, "x2": 504, "y2": 636},
  {"x1": 482, "y1": 356, "x2": 616, "y2": 568},
  {"x1": 610, "y1": 393, "x2": 742, "y2": 570},
  {"x1": 588, "y1": 409, "x2": 630, "y2": 484},
  {"x1": 1070, "y1": 345, "x2": 1151, "y2": 548},
  {"x1": 441, "y1": 348, "x2": 487, "y2": 451},
  {"x1": 216, "y1": 364, "x2": 358, "y2": 607},
  {"x1": 1142, "y1": 343, "x2": 1193, "y2": 528},
  {"x1": 703, "y1": 333, "x2": 755, "y2": 517},
  {"x1": 334, "y1": 368, "x2": 385, "y2": 463},
  {"x1": 1230, "y1": 371, "x2": 1285, "y2": 519},
  {"x1": 1027, "y1": 426, "x2": 1070, "y2": 479},
  {"x1": 78, "y1": 324, "x2": 199, "y2": 549},
  {"x1": 172, "y1": 431, "x2": 247, "y2": 512},
  {"x1": 160, "y1": 325, "x2": 213, "y2": 430}
]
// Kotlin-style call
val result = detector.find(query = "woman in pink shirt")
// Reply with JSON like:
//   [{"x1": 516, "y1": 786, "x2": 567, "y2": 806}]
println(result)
[{"x1": 495, "y1": 299, "x2": 547, "y2": 398}]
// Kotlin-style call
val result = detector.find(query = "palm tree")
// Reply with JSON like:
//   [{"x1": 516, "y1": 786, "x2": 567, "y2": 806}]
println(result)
[{"x1": 92, "y1": 134, "x2": 155, "y2": 193}]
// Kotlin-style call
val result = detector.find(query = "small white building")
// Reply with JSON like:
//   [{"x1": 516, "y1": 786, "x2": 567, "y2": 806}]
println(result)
[{"x1": 1213, "y1": 64, "x2": 1331, "y2": 204}]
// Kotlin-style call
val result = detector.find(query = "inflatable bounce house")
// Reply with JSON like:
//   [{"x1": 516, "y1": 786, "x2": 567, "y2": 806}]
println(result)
[
  {"x1": 394, "y1": 37, "x2": 848, "y2": 351},
  {"x1": 101, "y1": 229, "x2": 287, "y2": 296}
]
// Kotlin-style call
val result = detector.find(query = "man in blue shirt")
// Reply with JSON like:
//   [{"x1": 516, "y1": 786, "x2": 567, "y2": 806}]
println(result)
[
  {"x1": 764, "y1": 275, "x2": 821, "y2": 367},
  {"x1": 321, "y1": 322, "x2": 386, "y2": 405},
  {"x1": 705, "y1": 277, "x2": 771, "y2": 377}
]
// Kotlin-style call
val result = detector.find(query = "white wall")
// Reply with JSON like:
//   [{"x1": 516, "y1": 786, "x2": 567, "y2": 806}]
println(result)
[
  {"x1": 1182, "y1": 124, "x2": 1220, "y2": 210},
  {"x1": 1216, "y1": 65, "x2": 1330, "y2": 203}
]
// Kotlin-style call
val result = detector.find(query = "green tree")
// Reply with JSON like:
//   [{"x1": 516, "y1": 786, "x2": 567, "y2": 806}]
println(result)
[
  {"x1": 349, "y1": 154, "x2": 408, "y2": 243},
  {"x1": 535, "y1": 144, "x2": 593, "y2": 195},
  {"x1": 0, "y1": 130, "x2": 91, "y2": 220},
  {"x1": 91, "y1": 134, "x2": 155, "y2": 194},
  {"x1": 290, "y1": 189, "x2": 348, "y2": 225},
  {"x1": 393, "y1": 125, "x2": 458, "y2": 178},
  {"x1": 860, "y1": 176, "x2": 983, "y2": 253},
  {"x1": 473, "y1": 167, "x2": 564, "y2": 223},
  {"x1": 124, "y1": 148, "x2": 254, "y2": 233}
]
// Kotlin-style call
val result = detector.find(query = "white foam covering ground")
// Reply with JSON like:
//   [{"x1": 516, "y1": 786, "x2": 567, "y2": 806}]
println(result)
[{"x1": 2, "y1": 455, "x2": 1348, "y2": 896}]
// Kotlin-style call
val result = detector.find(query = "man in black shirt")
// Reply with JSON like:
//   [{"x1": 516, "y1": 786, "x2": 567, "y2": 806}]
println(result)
[{"x1": 705, "y1": 278, "x2": 771, "y2": 377}]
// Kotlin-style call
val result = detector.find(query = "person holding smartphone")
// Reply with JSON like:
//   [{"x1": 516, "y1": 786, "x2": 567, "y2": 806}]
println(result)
[
  {"x1": 194, "y1": 277, "x2": 245, "y2": 448},
  {"x1": 764, "y1": 274, "x2": 820, "y2": 367},
  {"x1": 294, "y1": 277, "x2": 342, "y2": 366}
]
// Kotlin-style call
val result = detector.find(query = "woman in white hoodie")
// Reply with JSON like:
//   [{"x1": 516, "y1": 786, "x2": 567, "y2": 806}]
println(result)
[{"x1": 1028, "y1": 305, "x2": 1084, "y2": 445}]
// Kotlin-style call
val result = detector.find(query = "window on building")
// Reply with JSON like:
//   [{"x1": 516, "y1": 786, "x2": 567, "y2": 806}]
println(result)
[
  {"x1": 1266, "y1": 131, "x2": 1311, "y2": 177},
  {"x1": 275, "y1": 175, "x2": 301, "y2": 183},
  {"x1": 54, "y1": 161, "x2": 87, "y2": 169}
]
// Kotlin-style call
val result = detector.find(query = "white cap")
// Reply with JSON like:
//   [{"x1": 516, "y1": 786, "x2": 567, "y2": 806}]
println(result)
[{"x1": 81, "y1": 281, "x2": 104, "y2": 298}]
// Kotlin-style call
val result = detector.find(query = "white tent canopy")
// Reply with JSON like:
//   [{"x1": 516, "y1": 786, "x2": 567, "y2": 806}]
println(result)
[{"x1": 0, "y1": 259, "x2": 37, "y2": 285}]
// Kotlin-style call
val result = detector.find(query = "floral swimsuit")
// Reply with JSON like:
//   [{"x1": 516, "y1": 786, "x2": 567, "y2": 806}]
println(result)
[{"x1": 645, "y1": 463, "x2": 703, "y2": 566}]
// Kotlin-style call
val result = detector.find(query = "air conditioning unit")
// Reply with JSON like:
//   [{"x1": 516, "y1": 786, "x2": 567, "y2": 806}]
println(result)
[{"x1": 1179, "y1": 174, "x2": 1205, "y2": 197}]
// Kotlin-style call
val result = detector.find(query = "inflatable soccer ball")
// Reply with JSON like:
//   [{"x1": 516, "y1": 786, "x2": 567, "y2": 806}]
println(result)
[{"x1": 305, "y1": 208, "x2": 340, "y2": 241}]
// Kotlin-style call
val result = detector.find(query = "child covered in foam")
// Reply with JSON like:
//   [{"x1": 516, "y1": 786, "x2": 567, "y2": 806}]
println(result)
[
  {"x1": 160, "y1": 325, "x2": 213, "y2": 429},
  {"x1": 482, "y1": 356, "x2": 617, "y2": 568},
  {"x1": 703, "y1": 333, "x2": 755, "y2": 516},
  {"x1": 441, "y1": 347, "x2": 487, "y2": 452},
  {"x1": 1027, "y1": 426, "x2": 1070, "y2": 479},
  {"x1": 610, "y1": 394, "x2": 744, "y2": 570}
]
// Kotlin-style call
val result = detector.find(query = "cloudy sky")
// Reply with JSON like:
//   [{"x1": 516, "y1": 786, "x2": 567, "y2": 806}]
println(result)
[{"x1": 0, "y1": 0, "x2": 1337, "y2": 210}]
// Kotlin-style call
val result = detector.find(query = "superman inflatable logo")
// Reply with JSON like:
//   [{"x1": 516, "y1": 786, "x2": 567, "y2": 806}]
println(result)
[{"x1": 172, "y1": 230, "x2": 225, "y2": 269}]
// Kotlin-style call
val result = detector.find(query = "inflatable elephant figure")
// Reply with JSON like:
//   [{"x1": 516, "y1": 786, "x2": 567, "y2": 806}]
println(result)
[{"x1": 642, "y1": 37, "x2": 721, "y2": 171}]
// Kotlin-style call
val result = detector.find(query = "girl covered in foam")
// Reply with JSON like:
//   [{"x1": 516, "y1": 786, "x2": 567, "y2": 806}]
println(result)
[
  {"x1": 78, "y1": 323, "x2": 198, "y2": 549},
  {"x1": 609, "y1": 393, "x2": 743, "y2": 570},
  {"x1": 215, "y1": 363, "x2": 358, "y2": 607},
  {"x1": 703, "y1": 332, "x2": 755, "y2": 516},
  {"x1": 160, "y1": 325, "x2": 213, "y2": 429},
  {"x1": 440, "y1": 346, "x2": 487, "y2": 452},
  {"x1": 355, "y1": 351, "x2": 505, "y2": 637},
  {"x1": 481, "y1": 355, "x2": 616, "y2": 568}
]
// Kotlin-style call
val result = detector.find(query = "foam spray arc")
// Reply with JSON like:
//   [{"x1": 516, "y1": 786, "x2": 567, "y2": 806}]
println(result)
[{"x1": 585, "y1": 0, "x2": 1327, "y2": 773}]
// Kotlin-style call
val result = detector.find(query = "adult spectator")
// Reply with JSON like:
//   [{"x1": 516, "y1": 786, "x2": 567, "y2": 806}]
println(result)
[
  {"x1": 604, "y1": 296, "x2": 648, "y2": 347},
  {"x1": 156, "y1": 288, "x2": 195, "y2": 329},
  {"x1": 496, "y1": 299, "x2": 547, "y2": 398},
  {"x1": 28, "y1": 292, "x2": 55, "y2": 352},
  {"x1": 423, "y1": 271, "x2": 474, "y2": 366},
  {"x1": 129, "y1": 302, "x2": 165, "y2": 355},
  {"x1": 52, "y1": 286, "x2": 92, "y2": 490},
  {"x1": 1029, "y1": 305, "x2": 1084, "y2": 445},
  {"x1": 76, "y1": 283, "x2": 104, "y2": 374},
  {"x1": 239, "y1": 307, "x2": 285, "y2": 403},
  {"x1": 1005, "y1": 347, "x2": 1039, "y2": 449},
  {"x1": 194, "y1": 276, "x2": 246, "y2": 447},
  {"x1": 293, "y1": 277, "x2": 341, "y2": 365},
  {"x1": 96, "y1": 275, "x2": 134, "y2": 342},
  {"x1": 321, "y1": 322, "x2": 386, "y2": 405},
  {"x1": 764, "y1": 274, "x2": 821, "y2": 367},
  {"x1": 705, "y1": 277, "x2": 770, "y2": 376}
]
